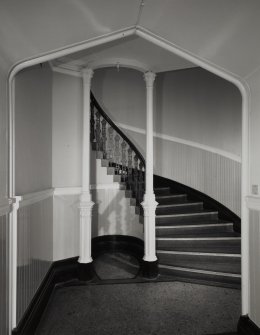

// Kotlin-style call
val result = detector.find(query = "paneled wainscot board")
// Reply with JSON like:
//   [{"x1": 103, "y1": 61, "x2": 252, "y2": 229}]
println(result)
[
  {"x1": 15, "y1": 190, "x2": 53, "y2": 325},
  {"x1": 118, "y1": 124, "x2": 241, "y2": 216}
]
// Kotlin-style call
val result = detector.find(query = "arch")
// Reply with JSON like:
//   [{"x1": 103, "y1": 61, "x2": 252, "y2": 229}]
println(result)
[{"x1": 8, "y1": 26, "x2": 250, "y2": 321}]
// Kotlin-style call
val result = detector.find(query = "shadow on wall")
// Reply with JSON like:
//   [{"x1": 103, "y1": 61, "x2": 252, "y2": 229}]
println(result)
[{"x1": 91, "y1": 189, "x2": 143, "y2": 239}]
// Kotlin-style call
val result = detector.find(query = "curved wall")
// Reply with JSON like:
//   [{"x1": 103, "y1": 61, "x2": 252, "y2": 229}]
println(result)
[
  {"x1": 91, "y1": 67, "x2": 242, "y2": 215},
  {"x1": 92, "y1": 67, "x2": 242, "y2": 156}
]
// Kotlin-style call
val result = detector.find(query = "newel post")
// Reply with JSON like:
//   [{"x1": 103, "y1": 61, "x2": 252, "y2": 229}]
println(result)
[
  {"x1": 141, "y1": 71, "x2": 158, "y2": 278},
  {"x1": 78, "y1": 68, "x2": 95, "y2": 280}
]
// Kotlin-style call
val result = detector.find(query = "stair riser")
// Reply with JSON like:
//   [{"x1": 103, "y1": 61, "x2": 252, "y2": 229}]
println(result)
[
  {"x1": 157, "y1": 239, "x2": 241, "y2": 253},
  {"x1": 113, "y1": 175, "x2": 121, "y2": 182},
  {"x1": 156, "y1": 225, "x2": 233, "y2": 237},
  {"x1": 156, "y1": 213, "x2": 218, "y2": 225},
  {"x1": 156, "y1": 204, "x2": 203, "y2": 215},
  {"x1": 159, "y1": 266, "x2": 241, "y2": 286},
  {"x1": 154, "y1": 188, "x2": 171, "y2": 195},
  {"x1": 156, "y1": 195, "x2": 187, "y2": 205},
  {"x1": 107, "y1": 167, "x2": 115, "y2": 175},
  {"x1": 156, "y1": 225, "x2": 234, "y2": 236},
  {"x1": 158, "y1": 254, "x2": 241, "y2": 273}
]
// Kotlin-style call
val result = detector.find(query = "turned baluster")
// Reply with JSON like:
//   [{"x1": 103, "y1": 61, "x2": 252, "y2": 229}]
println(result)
[
  {"x1": 90, "y1": 101, "x2": 95, "y2": 146},
  {"x1": 121, "y1": 141, "x2": 127, "y2": 181},
  {"x1": 95, "y1": 111, "x2": 101, "y2": 152},
  {"x1": 114, "y1": 134, "x2": 121, "y2": 175},
  {"x1": 107, "y1": 126, "x2": 114, "y2": 165},
  {"x1": 101, "y1": 118, "x2": 107, "y2": 159},
  {"x1": 133, "y1": 155, "x2": 139, "y2": 199},
  {"x1": 127, "y1": 147, "x2": 133, "y2": 189},
  {"x1": 139, "y1": 161, "x2": 145, "y2": 203}
]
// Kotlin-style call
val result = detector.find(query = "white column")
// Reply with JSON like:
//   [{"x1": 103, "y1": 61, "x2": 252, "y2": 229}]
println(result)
[
  {"x1": 78, "y1": 68, "x2": 94, "y2": 264},
  {"x1": 10, "y1": 196, "x2": 21, "y2": 329},
  {"x1": 142, "y1": 71, "x2": 158, "y2": 262}
]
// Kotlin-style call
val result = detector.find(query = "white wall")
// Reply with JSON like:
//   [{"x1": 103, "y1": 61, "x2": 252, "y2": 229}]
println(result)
[
  {"x1": 17, "y1": 195, "x2": 53, "y2": 323},
  {"x1": 155, "y1": 68, "x2": 242, "y2": 156},
  {"x1": 0, "y1": 66, "x2": 10, "y2": 335},
  {"x1": 52, "y1": 72, "x2": 83, "y2": 187},
  {"x1": 0, "y1": 70, "x2": 8, "y2": 202},
  {"x1": 92, "y1": 67, "x2": 242, "y2": 156},
  {"x1": 246, "y1": 68, "x2": 260, "y2": 327},
  {"x1": 53, "y1": 151, "x2": 143, "y2": 261},
  {"x1": 248, "y1": 209, "x2": 260, "y2": 326},
  {"x1": 15, "y1": 64, "x2": 53, "y2": 195},
  {"x1": 122, "y1": 129, "x2": 241, "y2": 215},
  {"x1": 91, "y1": 67, "x2": 242, "y2": 214},
  {"x1": 92, "y1": 68, "x2": 146, "y2": 130}
]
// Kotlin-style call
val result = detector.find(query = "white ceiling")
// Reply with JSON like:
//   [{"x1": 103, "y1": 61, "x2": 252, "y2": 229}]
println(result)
[
  {"x1": 0, "y1": 0, "x2": 260, "y2": 79},
  {"x1": 52, "y1": 35, "x2": 195, "y2": 73}
]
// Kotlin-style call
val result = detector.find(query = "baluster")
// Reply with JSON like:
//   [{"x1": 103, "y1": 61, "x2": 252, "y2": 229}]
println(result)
[
  {"x1": 101, "y1": 118, "x2": 107, "y2": 159},
  {"x1": 133, "y1": 155, "x2": 139, "y2": 200},
  {"x1": 114, "y1": 134, "x2": 121, "y2": 175},
  {"x1": 139, "y1": 161, "x2": 144, "y2": 203},
  {"x1": 121, "y1": 141, "x2": 127, "y2": 181},
  {"x1": 107, "y1": 126, "x2": 114, "y2": 165},
  {"x1": 95, "y1": 111, "x2": 101, "y2": 153},
  {"x1": 90, "y1": 101, "x2": 95, "y2": 145},
  {"x1": 127, "y1": 147, "x2": 133, "y2": 190}
]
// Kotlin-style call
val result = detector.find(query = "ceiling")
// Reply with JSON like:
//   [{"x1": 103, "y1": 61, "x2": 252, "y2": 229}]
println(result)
[
  {"x1": 52, "y1": 35, "x2": 195, "y2": 73},
  {"x1": 0, "y1": 0, "x2": 260, "y2": 79}
]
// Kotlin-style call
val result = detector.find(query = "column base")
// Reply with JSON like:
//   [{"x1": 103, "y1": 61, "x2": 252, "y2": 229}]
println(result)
[
  {"x1": 78, "y1": 262, "x2": 96, "y2": 281},
  {"x1": 141, "y1": 260, "x2": 159, "y2": 279}
]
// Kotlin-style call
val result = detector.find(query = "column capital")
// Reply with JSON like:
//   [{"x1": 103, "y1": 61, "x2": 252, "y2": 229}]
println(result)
[
  {"x1": 82, "y1": 68, "x2": 94, "y2": 83},
  {"x1": 144, "y1": 71, "x2": 156, "y2": 87}
]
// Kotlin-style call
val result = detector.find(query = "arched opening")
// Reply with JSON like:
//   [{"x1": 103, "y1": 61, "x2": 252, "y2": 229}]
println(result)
[{"x1": 8, "y1": 29, "x2": 248, "y2": 333}]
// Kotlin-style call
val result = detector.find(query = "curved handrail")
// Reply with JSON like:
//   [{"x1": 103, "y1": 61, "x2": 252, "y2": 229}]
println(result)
[{"x1": 90, "y1": 92, "x2": 145, "y2": 167}]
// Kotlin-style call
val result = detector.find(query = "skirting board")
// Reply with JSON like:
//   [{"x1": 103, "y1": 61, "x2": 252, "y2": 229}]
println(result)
[
  {"x1": 237, "y1": 316, "x2": 260, "y2": 335},
  {"x1": 12, "y1": 257, "x2": 79, "y2": 335},
  {"x1": 12, "y1": 235, "x2": 145, "y2": 335}
]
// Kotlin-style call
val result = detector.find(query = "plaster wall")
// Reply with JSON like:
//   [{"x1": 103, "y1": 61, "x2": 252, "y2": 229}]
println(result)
[{"x1": 15, "y1": 64, "x2": 52, "y2": 195}]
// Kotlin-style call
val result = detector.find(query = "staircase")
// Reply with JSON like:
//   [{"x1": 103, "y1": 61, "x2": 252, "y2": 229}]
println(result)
[
  {"x1": 154, "y1": 186, "x2": 241, "y2": 288},
  {"x1": 90, "y1": 92, "x2": 241, "y2": 288}
]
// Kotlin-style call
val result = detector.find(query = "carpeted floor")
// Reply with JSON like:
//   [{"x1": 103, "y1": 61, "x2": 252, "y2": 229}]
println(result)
[
  {"x1": 36, "y1": 281, "x2": 240, "y2": 335},
  {"x1": 35, "y1": 252, "x2": 240, "y2": 335},
  {"x1": 93, "y1": 252, "x2": 140, "y2": 279}
]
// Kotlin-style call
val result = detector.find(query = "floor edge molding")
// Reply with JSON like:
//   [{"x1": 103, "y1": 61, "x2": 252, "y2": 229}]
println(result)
[
  {"x1": 237, "y1": 315, "x2": 260, "y2": 335},
  {"x1": 12, "y1": 257, "x2": 79, "y2": 335},
  {"x1": 12, "y1": 235, "x2": 144, "y2": 335}
]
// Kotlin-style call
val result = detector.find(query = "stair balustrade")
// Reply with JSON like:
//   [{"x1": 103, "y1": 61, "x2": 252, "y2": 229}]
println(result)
[{"x1": 90, "y1": 92, "x2": 145, "y2": 207}]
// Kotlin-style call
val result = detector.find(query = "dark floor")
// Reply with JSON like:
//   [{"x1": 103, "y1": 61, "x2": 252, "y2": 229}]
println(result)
[{"x1": 36, "y1": 253, "x2": 240, "y2": 335}]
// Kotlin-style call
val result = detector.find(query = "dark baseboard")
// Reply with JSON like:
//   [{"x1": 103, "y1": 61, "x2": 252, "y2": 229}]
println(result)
[
  {"x1": 12, "y1": 257, "x2": 79, "y2": 335},
  {"x1": 238, "y1": 316, "x2": 260, "y2": 334},
  {"x1": 78, "y1": 262, "x2": 96, "y2": 281},
  {"x1": 141, "y1": 260, "x2": 159, "y2": 279},
  {"x1": 12, "y1": 235, "x2": 145, "y2": 335},
  {"x1": 154, "y1": 174, "x2": 241, "y2": 233}
]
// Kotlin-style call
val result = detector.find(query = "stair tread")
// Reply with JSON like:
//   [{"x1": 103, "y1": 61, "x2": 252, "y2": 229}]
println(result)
[
  {"x1": 157, "y1": 250, "x2": 241, "y2": 257},
  {"x1": 159, "y1": 261, "x2": 241, "y2": 275},
  {"x1": 156, "y1": 222, "x2": 233, "y2": 229},
  {"x1": 159, "y1": 264, "x2": 241, "y2": 278},
  {"x1": 157, "y1": 202, "x2": 203, "y2": 208},
  {"x1": 157, "y1": 235, "x2": 241, "y2": 239},
  {"x1": 156, "y1": 194, "x2": 187, "y2": 199},
  {"x1": 156, "y1": 219, "x2": 232, "y2": 226},
  {"x1": 156, "y1": 210, "x2": 218, "y2": 218}
]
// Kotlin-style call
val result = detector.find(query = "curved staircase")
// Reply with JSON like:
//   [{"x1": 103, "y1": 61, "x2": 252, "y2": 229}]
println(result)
[
  {"x1": 154, "y1": 186, "x2": 241, "y2": 288},
  {"x1": 90, "y1": 92, "x2": 241, "y2": 288}
]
